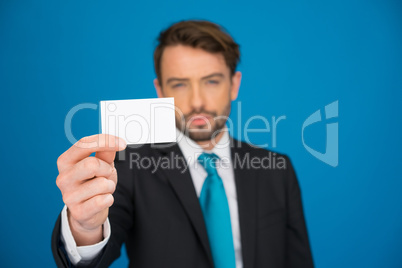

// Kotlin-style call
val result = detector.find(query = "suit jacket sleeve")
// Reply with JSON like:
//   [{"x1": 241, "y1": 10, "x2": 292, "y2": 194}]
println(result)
[
  {"x1": 284, "y1": 155, "x2": 314, "y2": 268},
  {"x1": 51, "y1": 213, "x2": 72, "y2": 267}
]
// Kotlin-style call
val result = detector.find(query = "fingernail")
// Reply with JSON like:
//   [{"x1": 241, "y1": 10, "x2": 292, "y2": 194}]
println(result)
[{"x1": 117, "y1": 138, "x2": 127, "y2": 150}]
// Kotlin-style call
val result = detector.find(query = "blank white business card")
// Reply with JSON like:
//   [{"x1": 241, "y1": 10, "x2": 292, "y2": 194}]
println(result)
[{"x1": 100, "y1": 98, "x2": 176, "y2": 144}]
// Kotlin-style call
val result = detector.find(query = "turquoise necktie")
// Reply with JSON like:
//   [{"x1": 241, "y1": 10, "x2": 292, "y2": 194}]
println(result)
[{"x1": 198, "y1": 152, "x2": 236, "y2": 268}]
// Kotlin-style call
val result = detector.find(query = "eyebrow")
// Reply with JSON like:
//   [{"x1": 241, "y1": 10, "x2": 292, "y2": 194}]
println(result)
[{"x1": 166, "y1": 72, "x2": 225, "y2": 85}]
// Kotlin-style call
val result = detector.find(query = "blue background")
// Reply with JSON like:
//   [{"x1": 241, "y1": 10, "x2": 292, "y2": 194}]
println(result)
[{"x1": 1, "y1": 0, "x2": 401, "y2": 267}]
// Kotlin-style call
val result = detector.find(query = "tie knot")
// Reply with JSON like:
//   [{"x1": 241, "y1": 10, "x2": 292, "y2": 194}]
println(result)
[{"x1": 198, "y1": 152, "x2": 220, "y2": 176}]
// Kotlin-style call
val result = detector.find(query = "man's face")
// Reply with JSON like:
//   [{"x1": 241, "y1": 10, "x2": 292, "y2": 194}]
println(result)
[{"x1": 154, "y1": 45, "x2": 241, "y2": 142}]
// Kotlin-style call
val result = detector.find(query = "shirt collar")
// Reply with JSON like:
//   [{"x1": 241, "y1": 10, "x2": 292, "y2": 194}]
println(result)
[{"x1": 176, "y1": 128, "x2": 232, "y2": 167}]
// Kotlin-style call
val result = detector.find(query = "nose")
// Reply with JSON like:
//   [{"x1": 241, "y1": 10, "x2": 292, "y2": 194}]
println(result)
[{"x1": 190, "y1": 85, "x2": 204, "y2": 111}]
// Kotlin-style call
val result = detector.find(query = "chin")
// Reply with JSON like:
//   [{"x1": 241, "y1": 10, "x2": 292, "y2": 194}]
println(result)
[{"x1": 188, "y1": 132, "x2": 214, "y2": 142}]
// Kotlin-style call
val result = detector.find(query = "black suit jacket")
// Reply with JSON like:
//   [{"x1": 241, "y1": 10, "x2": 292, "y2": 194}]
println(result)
[{"x1": 52, "y1": 138, "x2": 314, "y2": 268}]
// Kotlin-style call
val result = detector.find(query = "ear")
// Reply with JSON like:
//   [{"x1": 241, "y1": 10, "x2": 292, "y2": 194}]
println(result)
[
  {"x1": 230, "y1": 71, "x2": 242, "y2": 101},
  {"x1": 154, "y1": 78, "x2": 164, "y2": 98}
]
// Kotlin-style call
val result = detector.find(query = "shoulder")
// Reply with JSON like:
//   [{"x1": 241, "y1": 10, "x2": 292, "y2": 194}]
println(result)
[
  {"x1": 230, "y1": 137, "x2": 292, "y2": 170},
  {"x1": 115, "y1": 142, "x2": 177, "y2": 162}
]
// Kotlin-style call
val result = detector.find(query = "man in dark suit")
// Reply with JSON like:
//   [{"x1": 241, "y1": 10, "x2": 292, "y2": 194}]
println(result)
[{"x1": 52, "y1": 20, "x2": 314, "y2": 268}]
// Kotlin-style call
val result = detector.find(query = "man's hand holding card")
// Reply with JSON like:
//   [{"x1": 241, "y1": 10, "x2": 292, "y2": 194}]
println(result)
[{"x1": 56, "y1": 98, "x2": 176, "y2": 246}]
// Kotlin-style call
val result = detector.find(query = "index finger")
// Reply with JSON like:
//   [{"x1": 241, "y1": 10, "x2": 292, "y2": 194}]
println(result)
[{"x1": 58, "y1": 134, "x2": 126, "y2": 171}]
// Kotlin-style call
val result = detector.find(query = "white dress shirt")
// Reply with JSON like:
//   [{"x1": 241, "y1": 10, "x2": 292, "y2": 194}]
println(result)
[{"x1": 61, "y1": 129, "x2": 243, "y2": 267}]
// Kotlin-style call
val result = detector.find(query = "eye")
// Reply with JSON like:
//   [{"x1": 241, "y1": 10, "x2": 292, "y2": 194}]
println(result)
[
  {"x1": 172, "y1": 83, "x2": 184, "y2": 88},
  {"x1": 206, "y1": 80, "x2": 219, "y2": 85}
]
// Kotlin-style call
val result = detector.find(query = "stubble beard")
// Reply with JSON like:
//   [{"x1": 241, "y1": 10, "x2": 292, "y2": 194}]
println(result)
[{"x1": 176, "y1": 101, "x2": 231, "y2": 142}]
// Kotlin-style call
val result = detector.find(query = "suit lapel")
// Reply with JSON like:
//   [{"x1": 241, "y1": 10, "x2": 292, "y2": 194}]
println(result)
[
  {"x1": 154, "y1": 139, "x2": 258, "y2": 268},
  {"x1": 231, "y1": 139, "x2": 258, "y2": 268},
  {"x1": 155, "y1": 144, "x2": 214, "y2": 267}
]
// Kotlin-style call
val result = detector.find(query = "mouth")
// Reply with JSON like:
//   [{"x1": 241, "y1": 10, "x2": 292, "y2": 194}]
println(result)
[{"x1": 187, "y1": 114, "x2": 212, "y2": 127}]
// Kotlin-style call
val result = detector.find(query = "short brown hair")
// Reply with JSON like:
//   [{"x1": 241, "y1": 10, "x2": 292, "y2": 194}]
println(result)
[{"x1": 154, "y1": 20, "x2": 240, "y2": 85}]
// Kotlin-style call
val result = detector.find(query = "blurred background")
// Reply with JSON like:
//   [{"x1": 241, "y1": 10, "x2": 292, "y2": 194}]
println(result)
[{"x1": 1, "y1": 0, "x2": 401, "y2": 267}]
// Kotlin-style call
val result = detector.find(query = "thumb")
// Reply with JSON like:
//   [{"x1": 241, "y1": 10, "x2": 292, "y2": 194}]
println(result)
[{"x1": 95, "y1": 151, "x2": 119, "y2": 164}]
